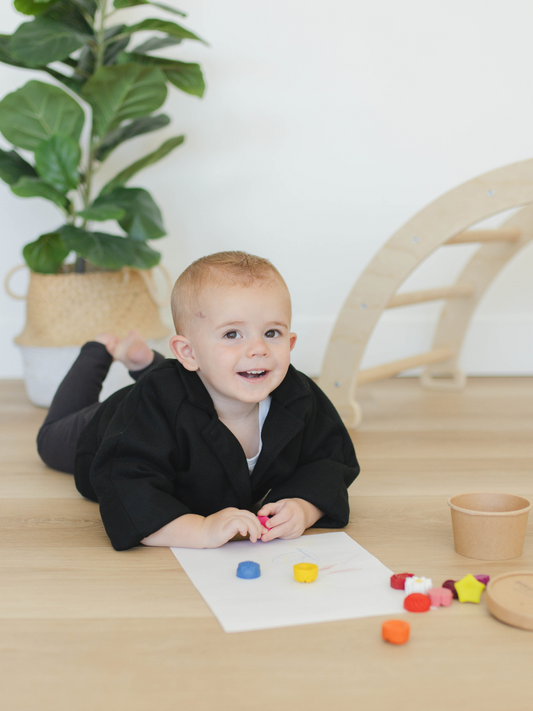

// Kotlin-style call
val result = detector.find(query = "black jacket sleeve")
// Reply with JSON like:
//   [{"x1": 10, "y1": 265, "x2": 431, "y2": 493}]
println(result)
[
  {"x1": 263, "y1": 377, "x2": 359, "y2": 528},
  {"x1": 89, "y1": 371, "x2": 190, "y2": 551}
]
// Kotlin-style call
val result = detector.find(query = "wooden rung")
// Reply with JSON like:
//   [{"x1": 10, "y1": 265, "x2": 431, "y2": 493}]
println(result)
[
  {"x1": 446, "y1": 227, "x2": 521, "y2": 244},
  {"x1": 357, "y1": 347, "x2": 453, "y2": 385},
  {"x1": 386, "y1": 284, "x2": 475, "y2": 308}
]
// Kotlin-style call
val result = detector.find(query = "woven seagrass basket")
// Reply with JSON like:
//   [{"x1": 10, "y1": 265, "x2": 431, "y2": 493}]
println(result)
[
  {"x1": 7, "y1": 266, "x2": 171, "y2": 347},
  {"x1": 5, "y1": 266, "x2": 173, "y2": 406}
]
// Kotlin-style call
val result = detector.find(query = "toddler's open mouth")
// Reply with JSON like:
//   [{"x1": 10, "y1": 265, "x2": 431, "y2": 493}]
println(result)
[{"x1": 238, "y1": 370, "x2": 267, "y2": 379}]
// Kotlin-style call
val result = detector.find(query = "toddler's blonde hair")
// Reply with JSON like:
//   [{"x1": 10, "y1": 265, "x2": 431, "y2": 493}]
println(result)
[{"x1": 171, "y1": 251, "x2": 290, "y2": 335}]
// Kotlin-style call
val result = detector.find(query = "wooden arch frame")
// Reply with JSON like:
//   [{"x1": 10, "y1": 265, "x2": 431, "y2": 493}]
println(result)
[{"x1": 318, "y1": 158, "x2": 533, "y2": 429}]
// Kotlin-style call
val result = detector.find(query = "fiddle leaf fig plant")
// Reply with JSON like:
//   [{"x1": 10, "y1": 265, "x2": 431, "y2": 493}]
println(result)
[{"x1": 0, "y1": 0, "x2": 205, "y2": 273}]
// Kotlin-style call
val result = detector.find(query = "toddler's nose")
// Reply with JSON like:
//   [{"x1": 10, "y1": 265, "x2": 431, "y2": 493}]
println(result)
[{"x1": 247, "y1": 337, "x2": 269, "y2": 357}]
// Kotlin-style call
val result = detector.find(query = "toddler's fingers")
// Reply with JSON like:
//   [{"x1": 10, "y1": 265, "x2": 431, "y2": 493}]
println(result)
[
  {"x1": 278, "y1": 527, "x2": 304, "y2": 540},
  {"x1": 264, "y1": 508, "x2": 291, "y2": 530},
  {"x1": 248, "y1": 523, "x2": 260, "y2": 543},
  {"x1": 261, "y1": 518, "x2": 295, "y2": 542},
  {"x1": 257, "y1": 501, "x2": 282, "y2": 517},
  {"x1": 238, "y1": 513, "x2": 262, "y2": 542},
  {"x1": 233, "y1": 520, "x2": 250, "y2": 539}
]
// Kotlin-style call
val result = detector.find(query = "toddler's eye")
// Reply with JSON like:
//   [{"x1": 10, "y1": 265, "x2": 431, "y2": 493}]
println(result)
[
  {"x1": 223, "y1": 331, "x2": 241, "y2": 339},
  {"x1": 265, "y1": 329, "x2": 280, "y2": 338}
]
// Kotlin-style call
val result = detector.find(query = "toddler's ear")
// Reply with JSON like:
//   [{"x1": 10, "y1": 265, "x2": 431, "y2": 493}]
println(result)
[
  {"x1": 169, "y1": 335, "x2": 199, "y2": 371},
  {"x1": 289, "y1": 332, "x2": 297, "y2": 351}
]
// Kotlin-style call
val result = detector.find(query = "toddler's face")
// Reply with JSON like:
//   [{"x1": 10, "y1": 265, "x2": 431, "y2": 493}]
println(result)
[{"x1": 171, "y1": 280, "x2": 296, "y2": 406}]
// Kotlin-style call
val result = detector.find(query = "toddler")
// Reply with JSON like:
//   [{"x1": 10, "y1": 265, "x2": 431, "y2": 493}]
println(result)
[{"x1": 37, "y1": 251, "x2": 359, "y2": 550}]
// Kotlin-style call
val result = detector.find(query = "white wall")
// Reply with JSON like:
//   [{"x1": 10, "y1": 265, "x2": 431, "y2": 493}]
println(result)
[{"x1": 1, "y1": 0, "x2": 533, "y2": 379}]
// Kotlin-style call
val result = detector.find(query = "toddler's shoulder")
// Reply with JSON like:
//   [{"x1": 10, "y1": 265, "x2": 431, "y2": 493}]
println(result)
[
  {"x1": 125, "y1": 358, "x2": 188, "y2": 407},
  {"x1": 133, "y1": 359, "x2": 215, "y2": 414},
  {"x1": 281, "y1": 365, "x2": 326, "y2": 399},
  {"x1": 279, "y1": 365, "x2": 345, "y2": 422},
  {"x1": 136, "y1": 357, "x2": 183, "y2": 385},
  {"x1": 272, "y1": 365, "x2": 330, "y2": 412}
]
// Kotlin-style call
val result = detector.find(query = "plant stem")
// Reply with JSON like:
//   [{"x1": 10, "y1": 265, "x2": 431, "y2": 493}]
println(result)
[{"x1": 77, "y1": 0, "x2": 109, "y2": 274}]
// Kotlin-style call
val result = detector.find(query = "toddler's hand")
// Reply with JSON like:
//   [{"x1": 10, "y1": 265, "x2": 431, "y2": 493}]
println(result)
[
  {"x1": 201, "y1": 507, "x2": 263, "y2": 548},
  {"x1": 257, "y1": 498, "x2": 323, "y2": 542}
]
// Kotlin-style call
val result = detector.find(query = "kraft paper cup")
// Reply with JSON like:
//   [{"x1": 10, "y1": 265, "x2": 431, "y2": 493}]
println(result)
[{"x1": 448, "y1": 493, "x2": 531, "y2": 561}]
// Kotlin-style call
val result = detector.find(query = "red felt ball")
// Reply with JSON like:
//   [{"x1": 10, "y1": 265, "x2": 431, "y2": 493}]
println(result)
[
  {"x1": 390, "y1": 573, "x2": 415, "y2": 590},
  {"x1": 404, "y1": 593, "x2": 431, "y2": 612}
]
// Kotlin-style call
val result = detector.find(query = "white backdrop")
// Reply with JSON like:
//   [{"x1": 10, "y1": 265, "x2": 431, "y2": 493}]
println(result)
[{"x1": 1, "y1": 0, "x2": 532, "y2": 378}]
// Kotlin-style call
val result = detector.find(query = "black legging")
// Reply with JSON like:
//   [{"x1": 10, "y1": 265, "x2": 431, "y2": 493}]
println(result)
[{"x1": 37, "y1": 341, "x2": 164, "y2": 474}]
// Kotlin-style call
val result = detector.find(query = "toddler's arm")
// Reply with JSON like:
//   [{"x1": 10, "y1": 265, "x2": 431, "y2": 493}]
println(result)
[
  {"x1": 140, "y1": 507, "x2": 265, "y2": 548},
  {"x1": 257, "y1": 498, "x2": 323, "y2": 541}
]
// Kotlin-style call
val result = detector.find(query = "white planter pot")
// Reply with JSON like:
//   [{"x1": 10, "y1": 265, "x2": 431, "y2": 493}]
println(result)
[{"x1": 18, "y1": 339, "x2": 170, "y2": 408}]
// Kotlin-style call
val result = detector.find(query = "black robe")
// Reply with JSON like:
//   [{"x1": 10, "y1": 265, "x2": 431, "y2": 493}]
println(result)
[{"x1": 74, "y1": 359, "x2": 360, "y2": 550}]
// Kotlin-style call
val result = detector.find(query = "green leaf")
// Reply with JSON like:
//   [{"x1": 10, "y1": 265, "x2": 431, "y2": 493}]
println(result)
[
  {"x1": 92, "y1": 187, "x2": 165, "y2": 241},
  {"x1": 0, "y1": 80, "x2": 85, "y2": 150},
  {"x1": 14, "y1": 0, "x2": 55, "y2": 17},
  {"x1": 40, "y1": 1, "x2": 93, "y2": 33},
  {"x1": 59, "y1": 225, "x2": 161, "y2": 270},
  {"x1": 0, "y1": 34, "x2": 30, "y2": 68},
  {"x1": 103, "y1": 27, "x2": 131, "y2": 65},
  {"x1": 11, "y1": 176, "x2": 69, "y2": 209},
  {"x1": 96, "y1": 113, "x2": 170, "y2": 161},
  {"x1": 132, "y1": 36, "x2": 182, "y2": 53},
  {"x1": 72, "y1": 45, "x2": 94, "y2": 83},
  {"x1": 0, "y1": 149, "x2": 37, "y2": 185},
  {"x1": 42, "y1": 66, "x2": 85, "y2": 95},
  {"x1": 101, "y1": 134, "x2": 184, "y2": 194},
  {"x1": 0, "y1": 35, "x2": 85, "y2": 93},
  {"x1": 23, "y1": 232, "x2": 70, "y2": 274},
  {"x1": 70, "y1": 0, "x2": 98, "y2": 17},
  {"x1": 34, "y1": 134, "x2": 80, "y2": 193},
  {"x1": 9, "y1": 18, "x2": 92, "y2": 67},
  {"x1": 82, "y1": 64, "x2": 167, "y2": 137},
  {"x1": 158, "y1": 60, "x2": 204, "y2": 97},
  {"x1": 73, "y1": 25, "x2": 129, "y2": 83},
  {"x1": 114, "y1": 0, "x2": 146, "y2": 6},
  {"x1": 127, "y1": 54, "x2": 205, "y2": 97},
  {"x1": 148, "y1": 1, "x2": 187, "y2": 15},
  {"x1": 124, "y1": 18, "x2": 206, "y2": 44},
  {"x1": 76, "y1": 205, "x2": 126, "y2": 221},
  {"x1": 113, "y1": 0, "x2": 186, "y2": 16},
  {"x1": 59, "y1": 56, "x2": 78, "y2": 68}
]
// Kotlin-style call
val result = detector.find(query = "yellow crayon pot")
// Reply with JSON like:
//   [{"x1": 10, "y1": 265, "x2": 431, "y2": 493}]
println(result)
[{"x1": 293, "y1": 563, "x2": 319, "y2": 583}]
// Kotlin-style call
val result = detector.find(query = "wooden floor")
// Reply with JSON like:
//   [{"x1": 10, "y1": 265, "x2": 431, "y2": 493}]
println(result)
[{"x1": 1, "y1": 377, "x2": 533, "y2": 711}]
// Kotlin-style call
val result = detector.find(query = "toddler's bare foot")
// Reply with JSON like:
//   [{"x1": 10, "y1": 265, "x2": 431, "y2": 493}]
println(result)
[
  {"x1": 108, "y1": 330, "x2": 154, "y2": 371},
  {"x1": 94, "y1": 333, "x2": 120, "y2": 354}
]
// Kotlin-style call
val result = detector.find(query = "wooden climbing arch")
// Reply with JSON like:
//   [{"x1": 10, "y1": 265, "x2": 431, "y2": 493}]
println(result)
[{"x1": 318, "y1": 158, "x2": 533, "y2": 429}]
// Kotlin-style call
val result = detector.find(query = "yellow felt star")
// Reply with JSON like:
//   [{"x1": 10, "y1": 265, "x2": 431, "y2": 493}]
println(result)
[{"x1": 455, "y1": 574, "x2": 486, "y2": 603}]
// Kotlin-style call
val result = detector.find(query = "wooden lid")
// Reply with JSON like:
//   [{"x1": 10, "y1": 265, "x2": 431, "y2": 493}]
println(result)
[{"x1": 486, "y1": 571, "x2": 533, "y2": 631}]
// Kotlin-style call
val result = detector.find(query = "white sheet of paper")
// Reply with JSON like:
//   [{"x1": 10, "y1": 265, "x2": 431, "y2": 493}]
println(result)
[{"x1": 171, "y1": 532, "x2": 405, "y2": 632}]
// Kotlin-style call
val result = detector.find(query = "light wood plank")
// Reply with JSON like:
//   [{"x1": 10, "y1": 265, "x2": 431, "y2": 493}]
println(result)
[
  {"x1": 386, "y1": 283, "x2": 474, "y2": 308},
  {"x1": 357, "y1": 347, "x2": 453, "y2": 384},
  {"x1": 445, "y1": 227, "x2": 521, "y2": 243}
]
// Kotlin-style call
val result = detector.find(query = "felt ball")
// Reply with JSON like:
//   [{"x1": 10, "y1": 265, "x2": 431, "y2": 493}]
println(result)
[
  {"x1": 404, "y1": 593, "x2": 431, "y2": 612},
  {"x1": 236, "y1": 561, "x2": 261, "y2": 579},
  {"x1": 475, "y1": 574, "x2": 490, "y2": 586},
  {"x1": 293, "y1": 563, "x2": 319, "y2": 583},
  {"x1": 382, "y1": 619, "x2": 410, "y2": 645},
  {"x1": 442, "y1": 579, "x2": 459, "y2": 599},
  {"x1": 390, "y1": 573, "x2": 415, "y2": 590}
]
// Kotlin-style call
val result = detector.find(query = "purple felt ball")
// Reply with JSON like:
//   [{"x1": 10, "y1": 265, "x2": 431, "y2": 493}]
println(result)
[
  {"x1": 475, "y1": 574, "x2": 490, "y2": 586},
  {"x1": 442, "y1": 579, "x2": 458, "y2": 599}
]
